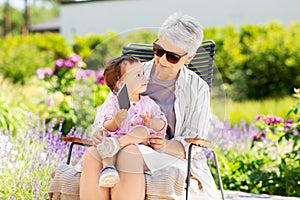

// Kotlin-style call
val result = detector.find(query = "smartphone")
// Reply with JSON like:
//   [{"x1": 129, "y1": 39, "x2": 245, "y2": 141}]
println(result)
[{"x1": 117, "y1": 84, "x2": 130, "y2": 110}]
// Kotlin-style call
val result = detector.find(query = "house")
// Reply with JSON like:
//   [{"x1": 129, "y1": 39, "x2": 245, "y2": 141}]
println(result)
[
  {"x1": 29, "y1": 18, "x2": 60, "y2": 33},
  {"x1": 32, "y1": 0, "x2": 300, "y2": 39}
]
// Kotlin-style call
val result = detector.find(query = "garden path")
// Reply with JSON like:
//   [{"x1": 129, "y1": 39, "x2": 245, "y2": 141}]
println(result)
[{"x1": 190, "y1": 190, "x2": 300, "y2": 200}]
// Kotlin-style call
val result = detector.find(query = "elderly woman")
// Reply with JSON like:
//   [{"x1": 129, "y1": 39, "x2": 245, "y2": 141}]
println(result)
[{"x1": 79, "y1": 12, "x2": 220, "y2": 200}]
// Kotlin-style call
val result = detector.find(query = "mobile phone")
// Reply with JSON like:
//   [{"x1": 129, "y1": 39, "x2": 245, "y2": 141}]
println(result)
[{"x1": 117, "y1": 84, "x2": 130, "y2": 110}]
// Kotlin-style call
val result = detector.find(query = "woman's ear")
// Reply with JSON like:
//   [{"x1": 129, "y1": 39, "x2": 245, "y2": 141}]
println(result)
[{"x1": 184, "y1": 55, "x2": 194, "y2": 65}]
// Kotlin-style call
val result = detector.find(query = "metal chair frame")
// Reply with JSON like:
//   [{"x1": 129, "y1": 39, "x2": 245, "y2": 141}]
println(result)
[{"x1": 63, "y1": 40, "x2": 225, "y2": 200}]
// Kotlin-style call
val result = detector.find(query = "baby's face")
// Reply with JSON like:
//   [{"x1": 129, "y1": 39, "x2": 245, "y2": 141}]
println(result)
[{"x1": 121, "y1": 62, "x2": 148, "y2": 95}]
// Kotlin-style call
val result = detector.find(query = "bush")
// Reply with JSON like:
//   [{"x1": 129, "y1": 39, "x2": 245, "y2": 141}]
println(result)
[
  {"x1": 0, "y1": 33, "x2": 71, "y2": 84},
  {"x1": 35, "y1": 54, "x2": 109, "y2": 134},
  {"x1": 212, "y1": 88, "x2": 300, "y2": 196},
  {"x1": 0, "y1": 76, "x2": 28, "y2": 135},
  {"x1": 205, "y1": 22, "x2": 300, "y2": 100}
]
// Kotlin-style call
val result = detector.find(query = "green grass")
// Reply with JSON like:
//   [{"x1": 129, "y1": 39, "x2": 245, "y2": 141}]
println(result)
[{"x1": 226, "y1": 96, "x2": 297, "y2": 125}]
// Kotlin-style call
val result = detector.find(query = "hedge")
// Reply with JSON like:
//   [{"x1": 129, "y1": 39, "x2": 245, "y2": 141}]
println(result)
[{"x1": 0, "y1": 22, "x2": 299, "y2": 100}]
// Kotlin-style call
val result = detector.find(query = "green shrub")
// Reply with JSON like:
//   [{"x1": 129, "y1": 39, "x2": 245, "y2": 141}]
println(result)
[
  {"x1": 0, "y1": 76, "x2": 28, "y2": 135},
  {"x1": 35, "y1": 54, "x2": 109, "y2": 134},
  {"x1": 0, "y1": 33, "x2": 71, "y2": 84},
  {"x1": 206, "y1": 22, "x2": 300, "y2": 100},
  {"x1": 212, "y1": 88, "x2": 300, "y2": 196}
]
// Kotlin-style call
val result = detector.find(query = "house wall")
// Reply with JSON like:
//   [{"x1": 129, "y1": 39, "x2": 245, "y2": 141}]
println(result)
[{"x1": 61, "y1": 0, "x2": 300, "y2": 39}]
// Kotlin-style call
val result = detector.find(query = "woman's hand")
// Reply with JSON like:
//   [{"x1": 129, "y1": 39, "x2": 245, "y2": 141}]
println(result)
[
  {"x1": 149, "y1": 133, "x2": 167, "y2": 151},
  {"x1": 92, "y1": 128, "x2": 107, "y2": 146}
]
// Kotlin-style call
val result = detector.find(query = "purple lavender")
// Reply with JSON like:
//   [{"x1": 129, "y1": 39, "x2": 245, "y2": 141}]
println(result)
[{"x1": 0, "y1": 112, "x2": 89, "y2": 199}]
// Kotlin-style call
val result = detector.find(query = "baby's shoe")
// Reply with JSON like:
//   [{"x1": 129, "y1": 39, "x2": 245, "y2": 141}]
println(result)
[
  {"x1": 99, "y1": 166, "x2": 120, "y2": 187},
  {"x1": 97, "y1": 137, "x2": 120, "y2": 158}
]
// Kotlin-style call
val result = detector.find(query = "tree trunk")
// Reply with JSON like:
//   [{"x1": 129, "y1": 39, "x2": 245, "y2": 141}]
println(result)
[
  {"x1": 22, "y1": 0, "x2": 30, "y2": 36},
  {"x1": 3, "y1": 0, "x2": 11, "y2": 36}
]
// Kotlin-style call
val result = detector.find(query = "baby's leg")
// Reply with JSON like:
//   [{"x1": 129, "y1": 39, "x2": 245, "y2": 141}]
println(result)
[
  {"x1": 102, "y1": 156, "x2": 116, "y2": 168},
  {"x1": 119, "y1": 126, "x2": 149, "y2": 148},
  {"x1": 99, "y1": 155, "x2": 119, "y2": 187}
]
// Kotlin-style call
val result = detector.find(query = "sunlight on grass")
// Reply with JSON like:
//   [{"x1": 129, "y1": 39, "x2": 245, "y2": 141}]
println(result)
[{"x1": 226, "y1": 96, "x2": 297, "y2": 125}]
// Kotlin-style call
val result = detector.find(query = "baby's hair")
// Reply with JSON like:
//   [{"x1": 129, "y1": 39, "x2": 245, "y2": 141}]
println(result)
[{"x1": 104, "y1": 56, "x2": 140, "y2": 94}]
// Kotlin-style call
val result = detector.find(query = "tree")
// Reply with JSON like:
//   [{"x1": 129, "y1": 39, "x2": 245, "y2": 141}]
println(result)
[
  {"x1": 22, "y1": 0, "x2": 30, "y2": 35},
  {"x1": 3, "y1": 0, "x2": 11, "y2": 36}
]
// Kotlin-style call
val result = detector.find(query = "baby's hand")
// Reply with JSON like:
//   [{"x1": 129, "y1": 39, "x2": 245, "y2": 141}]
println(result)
[
  {"x1": 114, "y1": 109, "x2": 128, "y2": 125},
  {"x1": 140, "y1": 112, "x2": 152, "y2": 128}
]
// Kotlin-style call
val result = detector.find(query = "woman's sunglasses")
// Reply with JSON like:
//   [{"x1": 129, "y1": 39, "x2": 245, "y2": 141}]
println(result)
[{"x1": 153, "y1": 43, "x2": 187, "y2": 64}]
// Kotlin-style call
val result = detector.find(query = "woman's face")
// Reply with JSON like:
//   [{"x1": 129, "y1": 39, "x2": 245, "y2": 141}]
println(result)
[
  {"x1": 120, "y1": 61, "x2": 148, "y2": 96},
  {"x1": 154, "y1": 36, "x2": 192, "y2": 74}
]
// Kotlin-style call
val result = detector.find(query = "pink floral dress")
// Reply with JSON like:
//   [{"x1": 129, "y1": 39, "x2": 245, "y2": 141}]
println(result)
[{"x1": 102, "y1": 95, "x2": 167, "y2": 137}]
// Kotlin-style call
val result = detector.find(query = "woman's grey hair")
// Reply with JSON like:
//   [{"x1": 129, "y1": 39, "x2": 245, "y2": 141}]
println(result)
[{"x1": 158, "y1": 12, "x2": 204, "y2": 56}]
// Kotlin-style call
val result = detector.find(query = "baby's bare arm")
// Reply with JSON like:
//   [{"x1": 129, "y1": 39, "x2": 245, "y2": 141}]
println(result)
[{"x1": 103, "y1": 109, "x2": 128, "y2": 131}]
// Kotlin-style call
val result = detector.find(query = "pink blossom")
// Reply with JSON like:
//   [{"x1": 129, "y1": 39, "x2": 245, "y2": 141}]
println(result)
[
  {"x1": 256, "y1": 115, "x2": 263, "y2": 121},
  {"x1": 36, "y1": 68, "x2": 45, "y2": 79},
  {"x1": 55, "y1": 59, "x2": 64, "y2": 69},
  {"x1": 95, "y1": 69, "x2": 105, "y2": 85},
  {"x1": 285, "y1": 119, "x2": 294, "y2": 130},
  {"x1": 45, "y1": 98, "x2": 54, "y2": 106},
  {"x1": 95, "y1": 70, "x2": 104, "y2": 79},
  {"x1": 36, "y1": 68, "x2": 54, "y2": 79},
  {"x1": 96, "y1": 77, "x2": 105, "y2": 85},
  {"x1": 64, "y1": 58, "x2": 74, "y2": 68},
  {"x1": 44, "y1": 68, "x2": 54, "y2": 76},
  {"x1": 70, "y1": 54, "x2": 82, "y2": 63},
  {"x1": 77, "y1": 60, "x2": 84, "y2": 68},
  {"x1": 84, "y1": 69, "x2": 94, "y2": 78}
]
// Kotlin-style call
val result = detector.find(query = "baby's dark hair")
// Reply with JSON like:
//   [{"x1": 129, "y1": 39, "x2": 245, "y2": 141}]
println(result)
[{"x1": 103, "y1": 56, "x2": 140, "y2": 93}]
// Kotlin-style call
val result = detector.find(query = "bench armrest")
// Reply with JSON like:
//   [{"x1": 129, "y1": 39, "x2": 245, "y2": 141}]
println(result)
[
  {"x1": 184, "y1": 138, "x2": 213, "y2": 148},
  {"x1": 62, "y1": 137, "x2": 93, "y2": 146}
]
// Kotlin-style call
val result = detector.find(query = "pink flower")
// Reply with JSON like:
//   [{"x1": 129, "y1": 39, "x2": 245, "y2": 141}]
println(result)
[
  {"x1": 36, "y1": 68, "x2": 45, "y2": 79},
  {"x1": 285, "y1": 119, "x2": 294, "y2": 130},
  {"x1": 36, "y1": 68, "x2": 54, "y2": 79},
  {"x1": 95, "y1": 69, "x2": 105, "y2": 85},
  {"x1": 256, "y1": 115, "x2": 263, "y2": 121},
  {"x1": 96, "y1": 77, "x2": 105, "y2": 85},
  {"x1": 55, "y1": 59, "x2": 64, "y2": 69},
  {"x1": 45, "y1": 98, "x2": 54, "y2": 106},
  {"x1": 84, "y1": 69, "x2": 94, "y2": 78},
  {"x1": 70, "y1": 54, "x2": 82, "y2": 63},
  {"x1": 64, "y1": 58, "x2": 74, "y2": 68},
  {"x1": 44, "y1": 68, "x2": 54, "y2": 76}
]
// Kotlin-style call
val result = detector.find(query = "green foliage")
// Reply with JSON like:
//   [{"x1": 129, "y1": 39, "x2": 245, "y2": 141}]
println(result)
[
  {"x1": 30, "y1": 3, "x2": 59, "y2": 24},
  {"x1": 1, "y1": 23, "x2": 300, "y2": 100},
  {"x1": 0, "y1": 33, "x2": 71, "y2": 84},
  {"x1": 227, "y1": 96, "x2": 297, "y2": 126},
  {"x1": 206, "y1": 22, "x2": 300, "y2": 100},
  {"x1": 213, "y1": 88, "x2": 300, "y2": 196},
  {"x1": 0, "y1": 5, "x2": 23, "y2": 36},
  {"x1": 73, "y1": 34, "x2": 106, "y2": 59},
  {"x1": 35, "y1": 54, "x2": 109, "y2": 134},
  {"x1": 0, "y1": 76, "x2": 28, "y2": 135}
]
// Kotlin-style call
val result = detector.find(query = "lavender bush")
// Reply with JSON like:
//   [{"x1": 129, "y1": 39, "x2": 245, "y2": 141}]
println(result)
[{"x1": 0, "y1": 113, "x2": 88, "y2": 199}]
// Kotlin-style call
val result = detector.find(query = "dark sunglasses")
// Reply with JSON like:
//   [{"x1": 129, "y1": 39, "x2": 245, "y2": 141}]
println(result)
[{"x1": 153, "y1": 43, "x2": 188, "y2": 64}]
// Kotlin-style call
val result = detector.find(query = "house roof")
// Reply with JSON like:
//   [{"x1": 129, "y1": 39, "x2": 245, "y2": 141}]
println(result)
[{"x1": 29, "y1": 18, "x2": 60, "y2": 33}]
